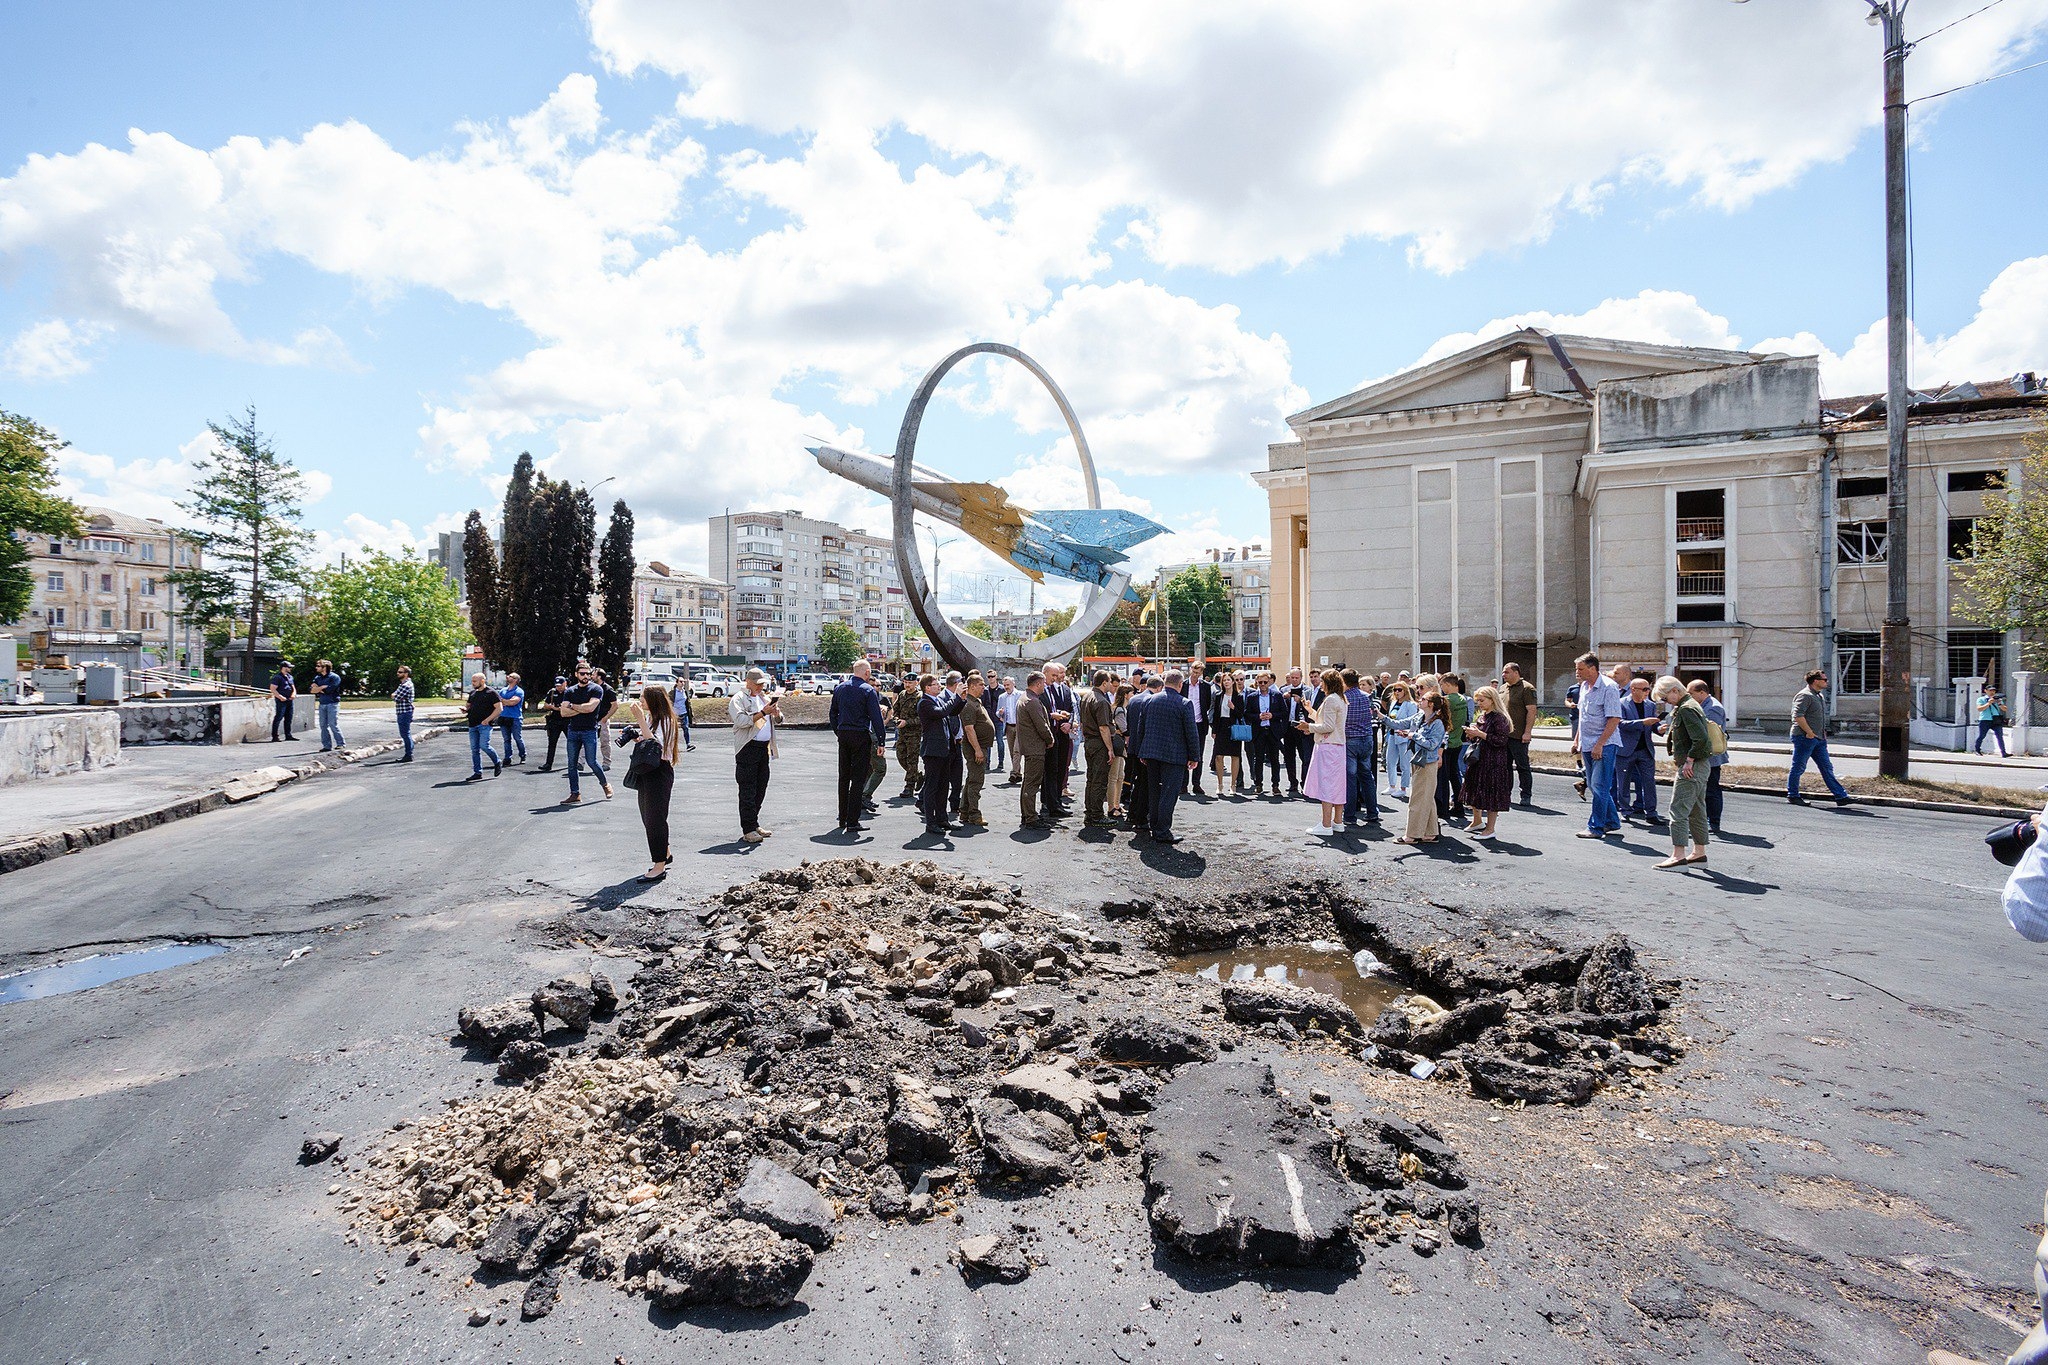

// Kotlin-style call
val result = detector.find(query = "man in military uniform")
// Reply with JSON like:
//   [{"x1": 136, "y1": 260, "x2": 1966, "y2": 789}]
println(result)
[
  {"x1": 891, "y1": 674, "x2": 924, "y2": 798},
  {"x1": 958, "y1": 672, "x2": 997, "y2": 828}
]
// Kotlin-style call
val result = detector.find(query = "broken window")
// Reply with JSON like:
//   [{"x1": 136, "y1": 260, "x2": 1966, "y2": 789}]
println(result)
[
  {"x1": 1837, "y1": 476, "x2": 1888, "y2": 500},
  {"x1": 1836, "y1": 632, "x2": 1880, "y2": 695},
  {"x1": 1837, "y1": 521, "x2": 1887, "y2": 565}
]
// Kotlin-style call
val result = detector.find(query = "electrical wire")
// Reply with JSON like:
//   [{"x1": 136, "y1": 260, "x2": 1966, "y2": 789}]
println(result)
[
  {"x1": 1911, "y1": 54, "x2": 2048, "y2": 102},
  {"x1": 1912, "y1": 0, "x2": 2009, "y2": 44}
]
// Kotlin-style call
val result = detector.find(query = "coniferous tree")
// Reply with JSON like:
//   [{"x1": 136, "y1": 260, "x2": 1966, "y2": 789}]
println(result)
[
  {"x1": 169, "y1": 407, "x2": 311, "y2": 682},
  {"x1": 591, "y1": 499, "x2": 635, "y2": 676},
  {"x1": 496, "y1": 452, "x2": 539, "y2": 680},
  {"x1": 461, "y1": 510, "x2": 502, "y2": 666}
]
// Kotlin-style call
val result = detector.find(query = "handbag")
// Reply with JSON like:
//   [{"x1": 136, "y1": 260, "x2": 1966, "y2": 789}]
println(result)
[
  {"x1": 620, "y1": 736, "x2": 665, "y2": 790},
  {"x1": 1230, "y1": 722, "x2": 1253, "y2": 743}
]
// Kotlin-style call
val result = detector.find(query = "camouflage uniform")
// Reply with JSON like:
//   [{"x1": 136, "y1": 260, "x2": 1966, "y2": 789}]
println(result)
[{"x1": 891, "y1": 686, "x2": 922, "y2": 796}]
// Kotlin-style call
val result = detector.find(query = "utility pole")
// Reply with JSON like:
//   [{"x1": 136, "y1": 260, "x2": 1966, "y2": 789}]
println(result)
[{"x1": 1875, "y1": 0, "x2": 1913, "y2": 778}]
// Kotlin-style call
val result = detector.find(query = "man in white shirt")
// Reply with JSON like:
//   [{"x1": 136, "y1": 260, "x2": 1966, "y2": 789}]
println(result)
[
  {"x1": 996, "y1": 677, "x2": 1021, "y2": 781},
  {"x1": 728, "y1": 669, "x2": 781, "y2": 844}
]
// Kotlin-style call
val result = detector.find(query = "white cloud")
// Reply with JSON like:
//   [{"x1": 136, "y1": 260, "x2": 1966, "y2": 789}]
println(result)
[
  {"x1": 309, "y1": 509, "x2": 466, "y2": 566},
  {"x1": 1757, "y1": 254, "x2": 2048, "y2": 396},
  {"x1": 4, "y1": 318, "x2": 108, "y2": 379},
  {"x1": 585, "y1": 0, "x2": 2048, "y2": 273}
]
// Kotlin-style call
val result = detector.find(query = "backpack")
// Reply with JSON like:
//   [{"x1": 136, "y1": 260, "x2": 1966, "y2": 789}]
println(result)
[{"x1": 1704, "y1": 717, "x2": 1728, "y2": 757}]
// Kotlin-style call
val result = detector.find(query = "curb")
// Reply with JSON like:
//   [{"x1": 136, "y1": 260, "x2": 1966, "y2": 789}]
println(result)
[
  {"x1": 0, "y1": 725, "x2": 457, "y2": 877},
  {"x1": 1529, "y1": 763, "x2": 2036, "y2": 821}
]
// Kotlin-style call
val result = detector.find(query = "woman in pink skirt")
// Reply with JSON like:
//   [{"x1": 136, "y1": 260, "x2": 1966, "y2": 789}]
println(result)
[{"x1": 1298, "y1": 667, "x2": 1350, "y2": 837}]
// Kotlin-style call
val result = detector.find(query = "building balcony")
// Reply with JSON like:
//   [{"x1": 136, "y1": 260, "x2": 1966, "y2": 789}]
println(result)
[
  {"x1": 1676, "y1": 572, "x2": 1726, "y2": 597},
  {"x1": 1676, "y1": 517, "x2": 1725, "y2": 544}
]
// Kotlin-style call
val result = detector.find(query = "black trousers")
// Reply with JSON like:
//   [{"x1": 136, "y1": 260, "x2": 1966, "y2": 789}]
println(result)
[
  {"x1": 1041, "y1": 738, "x2": 1068, "y2": 813},
  {"x1": 1283, "y1": 732, "x2": 1311, "y2": 789},
  {"x1": 735, "y1": 742, "x2": 771, "y2": 834},
  {"x1": 542, "y1": 718, "x2": 565, "y2": 768},
  {"x1": 1507, "y1": 737, "x2": 1533, "y2": 801},
  {"x1": 1705, "y1": 764, "x2": 1724, "y2": 829},
  {"x1": 1129, "y1": 757, "x2": 1152, "y2": 831},
  {"x1": 637, "y1": 762, "x2": 674, "y2": 862},
  {"x1": 920, "y1": 756, "x2": 953, "y2": 829},
  {"x1": 1191, "y1": 723, "x2": 1211, "y2": 790},
  {"x1": 948, "y1": 747, "x2": 964, "y2": 812},
  {"x1": 835, "y1": 732, "x2": 872, "y2": 828},
  {"x1": 272, "y1": 698, "x2": 294, "y2": 740},
  {"x1": 1250, "y1": 729, "x2": 1282, "y2": 788},
  {"x1": 1438, "y1": 747, "x2": 1464, "y2": 818}
]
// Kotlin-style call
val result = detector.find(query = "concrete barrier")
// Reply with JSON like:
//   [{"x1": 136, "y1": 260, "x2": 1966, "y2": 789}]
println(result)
[
  {"x1": 0, "y1": 708, "x2": 123, "y2": 787},
  {"x1": 121, "y1": 694, "x2": 314, "y2": 745}
]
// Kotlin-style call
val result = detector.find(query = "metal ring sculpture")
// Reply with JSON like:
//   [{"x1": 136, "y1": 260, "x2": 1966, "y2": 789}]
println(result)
[{"x1": 892, "y1": 343, "x2": 1128, "y2": 675}]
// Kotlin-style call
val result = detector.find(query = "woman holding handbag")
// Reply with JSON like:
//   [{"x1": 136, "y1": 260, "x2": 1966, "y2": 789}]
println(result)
[
  {"x1": 1211, "y1": 670, "x2": 1249, "y2": 798},
  {"x1": 1394, "y1": 694, "x2": 1446, "y2": 844},
  {"x1": 626, "y1": 684, "x2": 682, "y2": 882}
]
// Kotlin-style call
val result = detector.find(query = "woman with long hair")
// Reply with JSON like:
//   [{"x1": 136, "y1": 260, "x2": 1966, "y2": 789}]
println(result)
[
  {"x1": 1461, "y1": 684, "x2": 1514, "y2": 839},
  {"x1": 1108, "y1": 682, "x2": 1134, "y2": 821},
  {"x1": 1298, "y1": 667, "x2": 1351, "y2": 836},
  {"x1": 1210, "y1": 669, "x2": 1248, "y2": 797},
  {"x1": 634, "y1": 684, "x2": 682, "y2": 881},
  {"x1": 1395, "y1": 693, "x2": 1446, "y2": 845},
  {"x1": 1383, "y1": 681, "x2": 1417, "y2": 797}
]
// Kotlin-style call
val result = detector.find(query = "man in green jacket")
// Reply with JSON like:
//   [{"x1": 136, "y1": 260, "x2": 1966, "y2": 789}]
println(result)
[{"x1": 1655, "y1": 675, "x2": 1713, "y2": 870}]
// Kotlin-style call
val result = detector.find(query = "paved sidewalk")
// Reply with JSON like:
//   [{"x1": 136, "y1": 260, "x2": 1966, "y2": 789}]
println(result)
[{"x1": 1529, "y1": 728, "x2": 2048, "y2": 790}]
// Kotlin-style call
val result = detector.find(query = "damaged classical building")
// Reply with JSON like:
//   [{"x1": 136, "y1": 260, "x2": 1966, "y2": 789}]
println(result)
[{"x1": 1256, "y1": 329, "x2": 2045, "y2": 724}]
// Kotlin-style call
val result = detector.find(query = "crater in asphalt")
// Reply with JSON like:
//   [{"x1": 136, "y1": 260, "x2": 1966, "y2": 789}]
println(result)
[
  {"x1": 0, "y1": 942, "x2": 227, "y2": 1004},
  {"x1": 1164, "y1": 943, "x2": 1406, "y2": 1022}
]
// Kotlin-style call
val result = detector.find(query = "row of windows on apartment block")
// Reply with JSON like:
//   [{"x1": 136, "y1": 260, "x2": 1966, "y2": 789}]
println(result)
[
  {"x1": 34, "y1": 536, "x2": 195, "y2": 564},
  {"x1": 46, "y1": 572, "x2": 167, "y2": 594},
  {"x1": 35, "y1": 607, "x2": 164, "y2": 630}
]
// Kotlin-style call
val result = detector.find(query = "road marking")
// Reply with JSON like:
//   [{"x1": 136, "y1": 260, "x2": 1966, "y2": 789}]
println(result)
[{"x1": 1277, "y1": 1153, "x2": 1312, "y2": 1239}]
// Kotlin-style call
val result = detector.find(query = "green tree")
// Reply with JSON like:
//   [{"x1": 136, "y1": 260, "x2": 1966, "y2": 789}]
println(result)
[
  {"x1": 462, "y1": 510, "x2": 502, "y2": 665},
  {"x1": 1959, "y1": 420, "x2": 2048, "y2": 668},
  {"x1": 962, "y1": 617, "x2": 994, "y2": 640},
  {"x1": 0, "y1": 410, "x2": 82, "y2": 622},
  {"x1": 169, "y1": 408, "x2": 311, "y2": 682},
  {"x1": 1034, "y1": 605, "x2": 1077, "y2": 640},
  {"x1": 1083, "y1": 598, "x2": 1141, "y2": 658},
  {"x1": 494, "y1": 453, "x2": 539, "y2": 677},
  {"x1": 1163, "y1": 563, "x2": 1232, "y2": 658},
  {"x1": 591, "y1": 499, "x2": 635, "y2": 675},
  {"x1": 284, "y1": 551, "x2": 470, "y2": 695},
  {"x1": 817, "y1": 619, "x2": 864, "y2": 671}
]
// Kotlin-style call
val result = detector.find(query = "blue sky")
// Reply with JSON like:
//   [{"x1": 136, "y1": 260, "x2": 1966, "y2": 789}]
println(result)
[{"x1": 4, "y1": 0, "x2": 2046, "y2": 613}]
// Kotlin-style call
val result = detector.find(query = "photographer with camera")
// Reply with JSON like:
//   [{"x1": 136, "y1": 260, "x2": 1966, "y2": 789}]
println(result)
[
  {"x1": 729, "y1": 668, "x2": 782, "y2": 845},
  {"x1": 1941, "y1": 807, "x2": 2048, "y2": 1365}
]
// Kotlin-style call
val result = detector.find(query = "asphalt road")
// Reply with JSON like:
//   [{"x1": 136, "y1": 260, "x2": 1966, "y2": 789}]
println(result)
[{"x1": 1, "y1": 731, "x2": 2043, "y2": 1364}]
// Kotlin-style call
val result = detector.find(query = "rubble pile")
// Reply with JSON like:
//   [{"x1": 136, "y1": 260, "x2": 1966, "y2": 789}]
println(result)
[{"x1": 335, "y1": 863, "x2": 1692, "y2": 1317}]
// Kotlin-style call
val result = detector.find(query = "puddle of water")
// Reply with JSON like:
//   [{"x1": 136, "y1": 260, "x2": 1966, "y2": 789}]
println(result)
[
  {"x1": 0, "y1": 942, "x2": 227, "y2": 1005},
  {"x1": 1165, "y1": 942, "x2": 1405, "y2": 1022}
]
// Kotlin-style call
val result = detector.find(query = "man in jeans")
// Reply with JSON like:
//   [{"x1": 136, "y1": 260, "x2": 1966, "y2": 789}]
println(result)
[
  {"x1": 310, "y1": 659, "x2": 345, "y2": 750},
  {"x1": 464, "y1": 673, "x2": 503, "y2": 781},
  {"x1": 1501, "y1": 662, "x2": 1538, "y2": 806},
  {"x1": 997, "y1": 677, "x2": 1022, "y2": 782},
  {"x1": 1573, "y1": 653, "x2": 1624, "y2": 839},
  {"x1": 1787, "y1": 669, "x2": 1853, "y2": 807},
  {"x1": 268, "y1": 661, "x2": 297, "y2": 742},
  {"x1": 496, "y1": 672, "x2": 527, "y2": 765},
  {"x1": 1341, "y1": 668, "x2": 1381, "y2": 828},
  {"x1": 392, "y1": 665, "x2": 416, "y2": 762},
  {"x1": 559, "y1": 662, "x2": 611, "y2": 805}
]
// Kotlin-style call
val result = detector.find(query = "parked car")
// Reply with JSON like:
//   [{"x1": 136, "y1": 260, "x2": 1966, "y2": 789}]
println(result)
[{"x1": 688, "y1": 670, "x2": 740, "y2": 698}]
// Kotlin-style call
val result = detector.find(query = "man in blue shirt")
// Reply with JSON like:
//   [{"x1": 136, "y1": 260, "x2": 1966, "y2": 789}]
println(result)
[
  {"x1": 827, "y1": 662, "x2": 887, "y2": 834},
  {"x1": 1687, "y1": 679, "x2": 1729, "y2": 833},
  {"x1": 1572, "y1": 653, "x2": 1624, "y2": 839},
  {"x1": 310, "y1": 659, "x2": 345, "y2": 751},
  {"x1": 1614, "y1": 675, "x2": 1665, "y2": 824},
  {"x1": 1341, "y1": 668, "x2": 1380, "y2": 828},
  {"x1": 268, "y1": 661, "x2": 296, "y2": 742},
  {"x1": 497, "y1": 672, "x2": 527, "y2": 765}
]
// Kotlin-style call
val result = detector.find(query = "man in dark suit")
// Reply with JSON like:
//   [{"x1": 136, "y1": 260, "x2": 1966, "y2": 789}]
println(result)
[
  {"x1": 1187, "y1": 662, "x2": 1217, "y2": 797},
  {"x1": 915, "y1": 674, "x2": 967, "y2": 834},
  {"x1": 1041, "y1": 662, "x2": 1075, "y2": 820},
  {"x1": 943, "y1": 671, "x2": 967, "y2": 819},
  {"x1": 1615, "y1": 674, "x2": 1666, "y2": 824},
  {"x1": 826, "y1": 662, "x2": 887, "y2": 834},
  {"x1": 1279, "y1": 666, "x2": 1320, "y2": 797},
  {"x1": 1247, "y1": 670, "x2": 1286, "y2": 795},
  {"x1": 1128, "y1": 669, "x2": 1200, "y2": 843}
]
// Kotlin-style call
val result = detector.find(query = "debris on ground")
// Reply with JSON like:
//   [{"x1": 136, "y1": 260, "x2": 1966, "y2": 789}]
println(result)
[
  {"x1": 300, "y1": 1131, "x2": 342, "y2": 1164},
  {"x1": 336, "y1": 861, "x2": 1691, "y2": 1315}
]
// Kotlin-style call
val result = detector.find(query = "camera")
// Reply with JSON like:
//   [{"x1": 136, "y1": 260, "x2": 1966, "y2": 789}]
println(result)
[{"x1": 1987, "y1": 818, "x2": 2040, "y2": 867}]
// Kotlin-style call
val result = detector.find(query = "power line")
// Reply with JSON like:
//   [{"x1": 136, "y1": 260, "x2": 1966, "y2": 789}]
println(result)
[
  {"x1": 1912, "y1": 0, "x2": 2008, "y2": 44},
  {"x1": 1912, "y1": 54, "x2": 2048, "y2": 103}
]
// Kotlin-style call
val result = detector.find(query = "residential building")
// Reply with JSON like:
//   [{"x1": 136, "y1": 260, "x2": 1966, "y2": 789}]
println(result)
[
  {"x1": 707, "y1": 511, "x2": 908, "y2": 667},
  {"x1": 977, "y1": 608, "x2": 1056, "y2": 644},
  {"x1": 630, "y1": 561, "x2": 730, "y2": 659},
  {"x1": 1256, "y1": 327, "x2": 2045, "y2": 723},
  {"x1": 4, "y1": 505, "x2": 200, "y2": 669},
  {"x1": 1155, "y1": 544, "x2": 1271, "y2": 658}
]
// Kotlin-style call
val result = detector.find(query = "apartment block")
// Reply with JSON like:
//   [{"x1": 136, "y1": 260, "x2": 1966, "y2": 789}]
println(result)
[
  {"x1": 707, "y1": 511, "x2": 907, "y2": 666},
  {"x1": 630, "y1": 561, "x2": 729, "y2": 659},
  {"x1": 4, "y1": 505, "x2": 201, "y2": 669}
]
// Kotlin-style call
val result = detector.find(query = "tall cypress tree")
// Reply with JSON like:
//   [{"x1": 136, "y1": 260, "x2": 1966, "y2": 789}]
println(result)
[
  {"x1": 592, "y1": 499, "x2": 635, "y2": 676},
  {"x1": 497, "y1": 452, "x2": 539, "y2": 683},
  {"x1": 461, "y1": 510, "x2": 502, "y2": 666}
]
